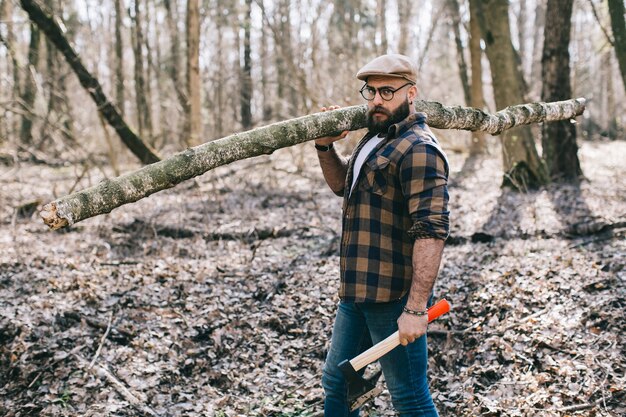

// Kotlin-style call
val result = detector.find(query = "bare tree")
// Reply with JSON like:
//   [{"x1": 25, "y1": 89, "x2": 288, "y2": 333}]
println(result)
[
  {"x1": 186, "y1": 0, "x2": 201, "y2": 146},
  {"x1": 240, "y1": 0, "x2": 253, "y2": 129},
  {"x1": 469, "y1": 0, "x2": 487, "y2": 154},
  {"x1": 130, "y1": 0, "x2": 152, "y2": 140},
  {"x1": 478, "y1": 0, "x2": 548, "y2": 188},
  {"x1": 397, "y1": 0, "x2": 412, "y2": 55},
  {"x1": 19, "y1": 0, "x2": 160, "y2": 164},
  {"x1": 541, "y1": 0, "x2": 581, "y2": 180},
  {"x1": 114, "y1": 0, "x2": 125, "y2": 116},
  {"x1": 608, "y1": 0, "x2": 626, "y2": 93},
  {"x1": 447, "y1": 0, "x2": 471, "y2": 106},
  {"x1": 20, "y1": 22, "x2": 41, "y2": 145},
  {"x1": 376, "y1": 0, "x2": 388, "y2": 54}
]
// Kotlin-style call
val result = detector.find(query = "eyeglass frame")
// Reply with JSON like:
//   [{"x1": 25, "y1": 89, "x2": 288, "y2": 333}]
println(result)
[{"x1": 359, "y1": 82, "x2": 415, "y2": 101}]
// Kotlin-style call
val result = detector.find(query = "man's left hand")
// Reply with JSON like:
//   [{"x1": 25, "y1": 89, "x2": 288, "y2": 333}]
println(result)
[{"x1": 397, "y1": 312, "x2": 428, "y2": 346}]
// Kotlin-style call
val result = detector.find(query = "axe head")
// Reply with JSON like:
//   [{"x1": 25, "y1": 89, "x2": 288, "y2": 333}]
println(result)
[{"x1": 338, "y1": 359, "x2": 383, "y2": 412}]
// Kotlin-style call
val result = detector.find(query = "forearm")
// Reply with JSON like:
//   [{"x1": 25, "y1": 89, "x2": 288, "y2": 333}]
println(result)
[
  {"x1": 405, "y1": 238, "x2": 445, "y2": 311},
  {"x1": 316, "y1": 148, "x2": 349, "y2": 195}
]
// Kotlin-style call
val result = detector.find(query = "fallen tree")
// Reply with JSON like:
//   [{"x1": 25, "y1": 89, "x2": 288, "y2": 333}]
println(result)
[
  {"x1": 40, "y1": 98, "x2": 586, "y2": 230},
  {"x1": 20, "y1": 0, "x2": 160, "y2": 165}
]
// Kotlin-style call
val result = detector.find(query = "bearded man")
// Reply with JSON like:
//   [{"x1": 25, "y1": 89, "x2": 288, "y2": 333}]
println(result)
[{"x1": 314, "y1": 54, "x2": 450, "y2": 416}]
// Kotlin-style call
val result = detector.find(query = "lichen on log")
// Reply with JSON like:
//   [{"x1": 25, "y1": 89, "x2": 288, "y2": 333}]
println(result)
[{"x1": 41, "y1": 98, "x2": 585, "y2": 230}]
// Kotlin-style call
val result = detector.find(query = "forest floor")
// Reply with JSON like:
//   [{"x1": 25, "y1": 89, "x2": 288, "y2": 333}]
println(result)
[{"x1": 0, "y1": 136, "x2": 624, "y2": 417}]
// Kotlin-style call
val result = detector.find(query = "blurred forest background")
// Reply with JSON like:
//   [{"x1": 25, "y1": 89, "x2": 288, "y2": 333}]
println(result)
[{"x1": 0, "y1": 0, "x2": 624, "y2": 165}]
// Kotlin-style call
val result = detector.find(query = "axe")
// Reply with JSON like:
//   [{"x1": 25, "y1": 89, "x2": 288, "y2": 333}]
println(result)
[{"x1": 337, "y1": 299, "x2": 451, "y2": 411}]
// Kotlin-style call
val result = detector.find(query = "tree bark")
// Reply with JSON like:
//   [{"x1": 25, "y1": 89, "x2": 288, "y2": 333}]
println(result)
[
  {"x1": 40, "y1": 98, "x2": 585, "y2": 230},
  {"x1": 130, "y1": 0, "x2": 152, "y2": 140},
  {"x1": 240, "y1": 0, "x2": 253, "y2": 130},
  {"x1": 541, "y1": 0, "x2": 581, "y2": 181},
  {"x1": 19, "y1": 0, "x2": 160, "y2": 164},
  {"x1": 397, "y1": 0, "x2": 412, "y2": 55},
  {"x1": 469, "y1": 0, "x2": 486, "y2": 155},
  {"x1": 448, "y1": 0, "x2": 471, "y2": 106},
  {"x1": 114, "y1": 0, "x2": 125, "y2": 117},
  {"x1": 376, "y1": 0, "x2": 388, "y2": 54},
  {"x1": 19, "y1": 22, "x2": 40, "y2": 145},
  {"x1": 186, "y1": 0, "x2": 201, "y2": 146},
  {"x1": 608, "y1": 0, "x2": 626, "y2": 93},
  {"x1": 478, "y1": 0, "x2": 548, "y2": 189}
]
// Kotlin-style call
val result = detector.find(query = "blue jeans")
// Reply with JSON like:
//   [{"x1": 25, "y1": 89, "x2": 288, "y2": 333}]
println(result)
[{"x1": 322, "y1": 298, "x2": 438, "y2": 417}]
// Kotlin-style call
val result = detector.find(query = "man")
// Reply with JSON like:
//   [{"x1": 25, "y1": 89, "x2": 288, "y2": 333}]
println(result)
[{"x1": 315, "y1": 54, "x2": 449, "y2": 416}]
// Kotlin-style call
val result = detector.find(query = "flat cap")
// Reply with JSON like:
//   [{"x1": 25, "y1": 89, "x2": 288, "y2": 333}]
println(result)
[{"x1": 356, "y1": 54, "x2": 417, "y2": 84}]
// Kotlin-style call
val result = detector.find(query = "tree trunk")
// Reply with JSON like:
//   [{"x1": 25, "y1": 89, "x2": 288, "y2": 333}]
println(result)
[
  {"x1": 19, "y1": 0, "x2": 160, "y2": 164},
  {"x1": 529, "y1": 0, "x2": 546, "y2": 99},
  {"x1": 186, "y1": 0, "x2": 201, "y2": 146},
  {"x1": 130, "y1": 0, "x2": 152, "y2": 140},
  {"x1": 541, "y1": 0, "x2": 581, "y2": 181},
  {"x1": 19, "y1": 22, "x2": 40, "y2": 145},
  {"x1": 397, "y1": 0, "x2": 412, "y2": 55},
  {"x1": 114, "y1": 0, "x2": 125, "y2": 117},
  {"x1": 40, "y1": 98, "x2": 585, "y2": 229},
  {"x1": 469, "y1": 0, "x2": 486, "y2": 155},
  {"x1": 608, "y1": 0, "x2": 626, "y2": 93},
  {"x1": 1, "y1": 0, "x2": 22, "y2": 139},
  {"x1": 260, "y1": 0, "x2": 272, "y2": 122},
  {"x1": 240, "y1": 0, "x2": 253, "y2": 130},
  {"x1": 376, "y1": 0, "x2": 388, "y2": 54},
  {"x1": 163, "y1": 0, "x2": 188, "y2": 143},
  {"x1": 478, "y1": 0, "x2": 548, "y2": 189},
  {"x1": 447, "y1": 0, "x2": 471, "y2": 106}
]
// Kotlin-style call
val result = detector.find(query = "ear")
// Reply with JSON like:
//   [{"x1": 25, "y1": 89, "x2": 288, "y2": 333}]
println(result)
[{"x1": 408, "y1": 85, "x2": 418, "y2": 102}]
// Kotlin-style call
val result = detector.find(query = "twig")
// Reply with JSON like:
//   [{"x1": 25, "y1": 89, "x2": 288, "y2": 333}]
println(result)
[
  {"x1": 75, "y1": 354, "x2": 160, "y2": 417},
  {"x1": 28, "y1": 345, "x2": 87, "y2": 388},
  {"x1": 89, "y1": 310, "x2": 113, "y2": 369}
]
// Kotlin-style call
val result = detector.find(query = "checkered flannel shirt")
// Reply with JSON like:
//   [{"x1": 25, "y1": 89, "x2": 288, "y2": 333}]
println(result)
[{"x1": 337, "y1": 112, "x2": 450, "y2": 303}]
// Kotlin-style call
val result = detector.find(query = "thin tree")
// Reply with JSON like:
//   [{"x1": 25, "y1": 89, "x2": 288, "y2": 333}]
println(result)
[
  {"x1": 186, "y1": 0, "x2": 201, "y2": 146},
  {"x1": 478, "y1": 0, "x2": 548, "y2": 189},
  {"x1": 541, "y1": 0, "x2": 581, "y2": 180},
  {"x1": 19, "y1": 22, "x2": 40, "y2": 145},
  {"x1": 608, "y1": 0, "x2": 626, "y2": 93},
  {"x1": 130, "y1": 0, "x2": 152, "y2": 140},
  {"x1": 469, "y1": 0, "x2": 486, "y2": 154},
  {"x1": 447, "y1": 0, "x2": 471, "y2": 106},
  {"x1": 376, "y1": 0, "x2": 388, "y2": 54},
  {"x1": 19, "y1": 0, "x2": 160, "y2": 164},
  {"x1": 114, "y1": 0, "x2": 125, "y2": 116},
  {"x1": 240, "y1": 0, "x2": 253, "y2": 130}
]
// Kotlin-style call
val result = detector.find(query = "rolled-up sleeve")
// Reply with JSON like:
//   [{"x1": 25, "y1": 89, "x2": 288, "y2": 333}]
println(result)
[{"x1": 399, "y1": 143, "x2": 450, "y2": 240}]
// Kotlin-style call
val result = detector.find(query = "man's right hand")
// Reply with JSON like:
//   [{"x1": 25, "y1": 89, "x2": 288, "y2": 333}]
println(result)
[{"x1": 315, "y1": 105, "x2": 349, "y2": 146}]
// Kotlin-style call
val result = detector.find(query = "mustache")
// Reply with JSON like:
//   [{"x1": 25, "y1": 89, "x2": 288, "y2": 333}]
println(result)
[{"x1": 367, "y1": 106, "x2": 391, "y2": 116}]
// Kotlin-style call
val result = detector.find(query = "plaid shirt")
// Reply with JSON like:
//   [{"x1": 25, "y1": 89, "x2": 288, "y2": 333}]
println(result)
[{"x1": 337, "y1": 112, "x2": 450, "y2": 303}]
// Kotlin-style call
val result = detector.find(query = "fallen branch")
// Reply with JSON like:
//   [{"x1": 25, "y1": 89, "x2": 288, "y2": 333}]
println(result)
[
  {"x1": 20, "y1": 0, "x2": 160, "y2": 165},
  {"x1": 40, "y1": 98, "x2": 585, "y2": 230},
  {"x1": 74, "y1": 354, "x2": 160, "y2": 417}
]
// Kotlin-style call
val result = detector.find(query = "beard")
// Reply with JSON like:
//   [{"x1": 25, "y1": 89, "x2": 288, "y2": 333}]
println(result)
[{"x1": 366, "y1": 99, "x2": 411, "y2": 134}]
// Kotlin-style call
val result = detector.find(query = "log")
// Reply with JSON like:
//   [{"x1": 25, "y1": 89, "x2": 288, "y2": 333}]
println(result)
[{"x1": 40, "y1": 98, "x2": 585, "y2": 230}]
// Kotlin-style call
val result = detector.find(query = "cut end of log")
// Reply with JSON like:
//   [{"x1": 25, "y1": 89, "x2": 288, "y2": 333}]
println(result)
[{"x1": 40, "y1": 202, "x2": 70, "y2": 230}]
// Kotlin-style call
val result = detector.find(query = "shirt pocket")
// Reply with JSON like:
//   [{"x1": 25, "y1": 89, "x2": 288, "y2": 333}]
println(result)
[{"x1": 362, "y1": 155, "x2": 391, "y2": 195}]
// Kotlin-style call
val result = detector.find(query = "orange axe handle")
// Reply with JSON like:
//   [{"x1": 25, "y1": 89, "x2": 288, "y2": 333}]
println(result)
[{"x1": 348, "y1": 299, "x2": 451, "y2": 372}]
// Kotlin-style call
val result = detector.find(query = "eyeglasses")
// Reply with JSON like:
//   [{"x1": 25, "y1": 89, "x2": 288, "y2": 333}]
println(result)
[{"x1": 359, "y1": 82, "x2": 414, "y2": 101}]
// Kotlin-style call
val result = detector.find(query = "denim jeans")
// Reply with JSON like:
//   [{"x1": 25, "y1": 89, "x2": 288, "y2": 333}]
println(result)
[{"x1": 322, "y1": 298, "x2": 438, "y2": 417}]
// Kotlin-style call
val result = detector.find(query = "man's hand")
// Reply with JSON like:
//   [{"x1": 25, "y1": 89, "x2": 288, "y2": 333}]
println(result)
[
  {"x1": 315, "y1": 105, "x2": 349, "y2": 146},
  {"x1": 397, "y1": 312, "x2": 428, "y2": 346}
]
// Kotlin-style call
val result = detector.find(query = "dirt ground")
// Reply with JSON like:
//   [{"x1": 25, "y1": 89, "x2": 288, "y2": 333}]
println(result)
[{"x1": 0, "y1": 137, "x2": 624, "y2": 416}]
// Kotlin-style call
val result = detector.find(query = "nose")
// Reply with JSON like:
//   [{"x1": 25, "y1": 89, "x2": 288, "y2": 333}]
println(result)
[{"x1": 372, "y1": 90, "x2": 385, "y2": 106}]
